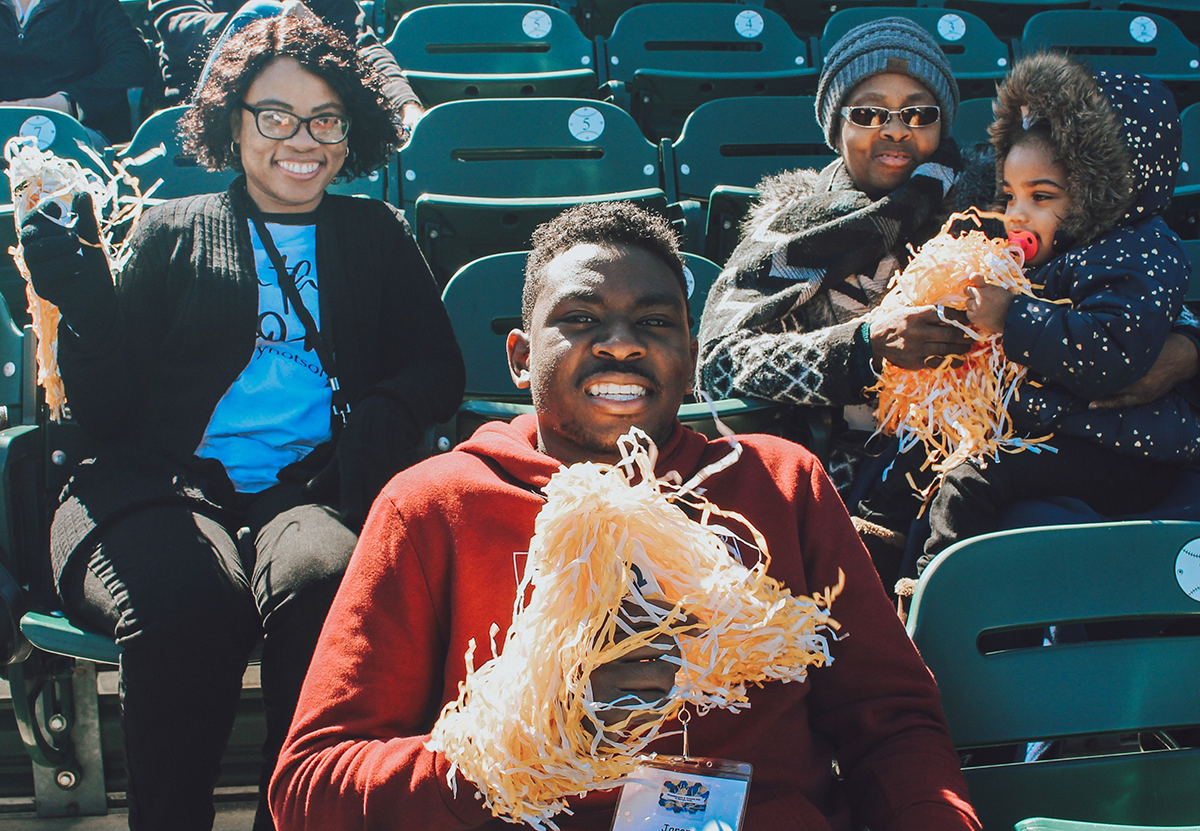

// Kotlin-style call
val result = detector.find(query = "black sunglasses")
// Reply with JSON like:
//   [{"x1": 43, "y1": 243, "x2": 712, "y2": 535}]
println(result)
[
  {"x1": 839, "y1": 105, "x2": 941, "y2": 129},
  {"x1": 241, "y1": 104, "x2": 351, "y2": 144}
]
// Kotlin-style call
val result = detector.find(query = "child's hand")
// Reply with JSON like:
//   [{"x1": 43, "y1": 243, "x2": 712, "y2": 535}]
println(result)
[{"x1": 965, "y1": 284, "x2": 1016, "y2": 334}]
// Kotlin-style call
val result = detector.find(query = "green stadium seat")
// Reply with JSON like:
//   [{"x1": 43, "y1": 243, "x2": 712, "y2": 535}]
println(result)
[
  {"x1": 117, "y1": 106, "x2": 236, "y2": 202},
  {"x1": 952, "y1": 96, "x2": 997, "y2": 154},
  {"x1": 385, "y1": 4, "x2": 598, "y2": 106},
  {"x1": 1016, "y1": 11, "x2": 1200, "y2": 84},
  {"x1": 660, "y1": 95, "x2": 834, "y2": 256},
  {"x1": 601, "y1": 3, "x2": 817, "y2": 140},
  {"x1": 1018, "y1": 820, "x2": 1200, "y2": 831},
  {"x1": 434, "y1": 249, "x2": 780, "y2": 448},
  {"x1": 907, "y1": 521, "x2": 1200, "y2": 829},
  {"x1": 819, "y1": 8, "x2": 1011, "y2": 99},
  {"x1": 704, "y1": 185, "x2": 758, "y2": 267},
  {"x1": 1176, "y1": 102, "x2": 1199, "y2": 199},
  {"x1": 933, "y1": 0, "x2": 1088, "y2": 43},
  {"x1": 1112, "y1": 2, "x2": 1200, "y2": 48},
  {"x1": 398, "y1": 97, "x2": 667, "y2": 285}
]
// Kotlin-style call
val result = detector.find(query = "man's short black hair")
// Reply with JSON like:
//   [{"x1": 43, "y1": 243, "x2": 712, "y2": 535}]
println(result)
[{"x1": 522, "y1": 202, "x2": 687, "y2": 328}]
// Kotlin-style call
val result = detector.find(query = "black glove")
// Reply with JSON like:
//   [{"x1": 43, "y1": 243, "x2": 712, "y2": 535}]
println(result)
[{"x1": 20, "y1": 192, "x2": 115, "y2": 333}]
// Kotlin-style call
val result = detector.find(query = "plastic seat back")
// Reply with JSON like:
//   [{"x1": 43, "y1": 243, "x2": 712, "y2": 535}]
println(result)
[
  {"x1": 907, "y1": 521, "x2": 1200, "y2": 828},
  {"x1": 386, "y1": 4, "x2": 597, "y2": 106},
  {"x1": 1177, "y1": 102, "x2": 1200, "y2": 197},
  {"x1": 951, "y1": 97, "x2": 996, "y2": 155},
  {"x1": 400, "y1": 98, "x2": 665, "y2": 283},
  {"x1": 603, "y1": 4, "x2": 816, "y2": 139},
  {"x1": 819, "y1": 8, "x2": 1010, "y2": 96},
  {"x1": 666, "y1": 96, "x2": 833, "y2": 203},
  {"x1": 905, "y1": 0, "x2": 1086, "y2": 42},
  {"x1": 119, "y1": 106, "x2": 236, "y2": 201},
  {"x1": 0, "y1": 106, "x2": 102, "y2": 177},
  {"x1": 1017, "y1": 11, "x2": 1200, "y2": 82}
]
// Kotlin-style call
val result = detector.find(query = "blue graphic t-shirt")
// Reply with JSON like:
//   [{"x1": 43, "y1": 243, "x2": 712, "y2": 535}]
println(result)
[{"x1": 196, "y1": 217, "x2": 333, "y2": 492}]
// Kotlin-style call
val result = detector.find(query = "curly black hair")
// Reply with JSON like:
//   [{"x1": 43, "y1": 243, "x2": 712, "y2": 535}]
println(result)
[
  {"x1": 522, "y1": 201, "x2": 686, "y2": 328},
  {"x1": 181, "y1": 15, "x2": 399, "y2": 180}
]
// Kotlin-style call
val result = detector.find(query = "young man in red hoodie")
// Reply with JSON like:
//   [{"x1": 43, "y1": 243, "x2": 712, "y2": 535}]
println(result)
[{"x1": 269, "y1": 202, "x2": 980, "y2": 830}]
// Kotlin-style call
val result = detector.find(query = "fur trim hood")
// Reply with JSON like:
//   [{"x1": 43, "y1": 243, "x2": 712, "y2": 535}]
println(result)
[{"x1": 990, "y1": 52, "x2": 1181, "y2": 248}]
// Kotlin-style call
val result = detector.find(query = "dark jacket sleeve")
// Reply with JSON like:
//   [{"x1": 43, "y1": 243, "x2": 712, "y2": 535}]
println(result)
[
  {"x1": 57, "y1": 211, "x2": 174, "y2": 443},
  {"x1": 59, "y1": 0, "x2": 154, "y2": 111},
  {"x1": 322, "y1": 202, "x2": 464, "y2": 526},
  {"x1": 796, "y1": 456, "x2": 979, "y2": 829},
  {"x1": 150, "y1": 0, "x2": 228, "y2": 67},
  {"x1": 1003, "y1": 222, "x2": 1189, "y2": 400}
]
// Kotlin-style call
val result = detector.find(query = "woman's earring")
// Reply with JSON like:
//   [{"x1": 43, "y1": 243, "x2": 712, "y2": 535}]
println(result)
[{"x1": 230, "y1": 141, "x2": 240, "y2": 157}]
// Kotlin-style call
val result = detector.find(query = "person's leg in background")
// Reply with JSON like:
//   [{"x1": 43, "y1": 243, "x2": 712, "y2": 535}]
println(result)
[
  {"x1": 245, "y1": 486, "x2": 356, "y2": 831},
  {"x1": 192, "y1": 1, "x2": 284, "y2": 97},
  {"x1": 921, "y1": 435, "x2": 1180, "y2": 573},
  {"x1": 59, "y1": 506, "x2": 260, "y2": 831}
]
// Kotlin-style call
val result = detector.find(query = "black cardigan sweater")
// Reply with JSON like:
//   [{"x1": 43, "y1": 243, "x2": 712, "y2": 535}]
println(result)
[
  {"x1": 0, "y1": 0, "x2": 153, "y2": 142},
  {"x1": 50, "y1": 180, "x2": 464, "y2": 580}
]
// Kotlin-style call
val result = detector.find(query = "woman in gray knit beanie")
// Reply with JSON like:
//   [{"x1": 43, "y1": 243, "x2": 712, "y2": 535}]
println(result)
[{"x1": 695, "y1": 15, "x2": 989, "y2": 587}]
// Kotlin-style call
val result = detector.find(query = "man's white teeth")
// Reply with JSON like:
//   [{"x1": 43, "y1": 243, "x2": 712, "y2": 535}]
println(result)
[
  {"x1": 279, "y1": 161, "x2": 319, "y2": 174},
  {"x1": 587, "y1": 383, "x2": 647, "y2": 400}
]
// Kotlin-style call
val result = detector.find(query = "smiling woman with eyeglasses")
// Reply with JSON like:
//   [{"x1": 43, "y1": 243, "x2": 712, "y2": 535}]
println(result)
[{"x1": 15, "y1": 15, "x2": 464, "y2": 831}]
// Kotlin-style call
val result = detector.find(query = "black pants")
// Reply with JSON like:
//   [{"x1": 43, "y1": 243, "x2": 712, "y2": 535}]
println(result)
[
  {"x1": 857, "y1": 436, "x2": 1181, "y2": 575},
  {"x1": 58, "y1": 483, "x2": 356, "y2": 831}
]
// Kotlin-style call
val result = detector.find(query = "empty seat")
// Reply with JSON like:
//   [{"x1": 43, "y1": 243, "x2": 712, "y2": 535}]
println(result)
[
  {"x1": 908, "y1": 521, "x2": 1200, "y2": 828},
  {"x1": 934, "y1": 0, "x2": 1088, "y2": 42},
  {"x1": 1017, "y1": 10, "x2": 1200, "y2": 85},
  {"x1": 399, "y1": 97, "x2": 666, "y2": 284},
  {"x1": 819, "y1": 8, "x2": 1011, "y2": 98},
  {"x1": 117, "y1": 106, "x2": 236, "y2": 202},
  {"x1": 951, "y1": 96, "x2": 996, "y2": 154},
  {"x1": 601, "y1": 3, "x2": 816, "y2": 140},
  {"x1": 661, "y1": 95, "x2": 834, "y2": 257},
  {"x1": 385, "y1": 4, "x2": 598, "y2": 106}
]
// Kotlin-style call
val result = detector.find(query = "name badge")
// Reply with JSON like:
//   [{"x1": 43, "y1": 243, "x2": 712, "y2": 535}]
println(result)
[{"x1": 610, "y1": 757, "x2": 752, "y2": 831}]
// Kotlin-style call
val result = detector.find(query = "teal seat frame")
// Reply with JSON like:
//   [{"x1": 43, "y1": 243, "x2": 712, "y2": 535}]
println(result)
[
  {"x1": 908, "y1": 522, "x2": 1200, "y2": 829},
  {"x1": 659, "y1": 95, "x2": 833, "y2": 256},
  {"x1": 1016, "y1": 11, "x2": 1200, "y2": 82},
  {"x1": 600, "y1": 3, "x2": 817, "y2": 140},
  {"x1": 398, "y1": 97, "x2": 666, "y2": 285},
  {"x1": 386, "y1": 3, "x2": 598, "y2": 106}
]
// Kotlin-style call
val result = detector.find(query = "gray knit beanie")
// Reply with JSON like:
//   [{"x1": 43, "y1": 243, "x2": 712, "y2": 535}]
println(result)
[{"x1": 816, "y1": 16, "x2": 959, "y2": 149}]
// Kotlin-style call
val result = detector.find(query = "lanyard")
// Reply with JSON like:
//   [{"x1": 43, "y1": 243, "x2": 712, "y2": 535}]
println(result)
[{"x1": 249, "y1": 214, "x2": 351, "y2": 424}]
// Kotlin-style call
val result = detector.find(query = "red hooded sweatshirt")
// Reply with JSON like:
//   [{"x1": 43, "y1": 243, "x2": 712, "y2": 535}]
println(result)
[{"x1": 271, "y1": 415, "x2": 978, "y2": 830}]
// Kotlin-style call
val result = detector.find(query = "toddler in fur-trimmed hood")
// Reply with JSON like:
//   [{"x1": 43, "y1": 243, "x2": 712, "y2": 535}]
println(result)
[{"x1": 857, "y1": 52, "x2": 1200, "y2": 576}]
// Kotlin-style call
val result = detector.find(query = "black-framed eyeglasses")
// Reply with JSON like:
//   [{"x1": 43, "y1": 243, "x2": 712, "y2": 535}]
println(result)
[
  {"x1": 241, "y1": 104, "x2": 351, "y2": 144},
  {"x1": 839, "y1": 105, "x2": 941, "y2": 129}
]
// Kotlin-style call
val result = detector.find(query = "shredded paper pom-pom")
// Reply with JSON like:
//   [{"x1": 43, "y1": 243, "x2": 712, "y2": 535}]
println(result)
[
  {"x1": 4, "y1": 136, "x2": 161, "y2": 420},
  {"x1": 868, "y1": 210, "x2": 1056, "y2": 488},
  {"x1": 427, "y1": 428, "x2": 842, "y2": 829}
]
